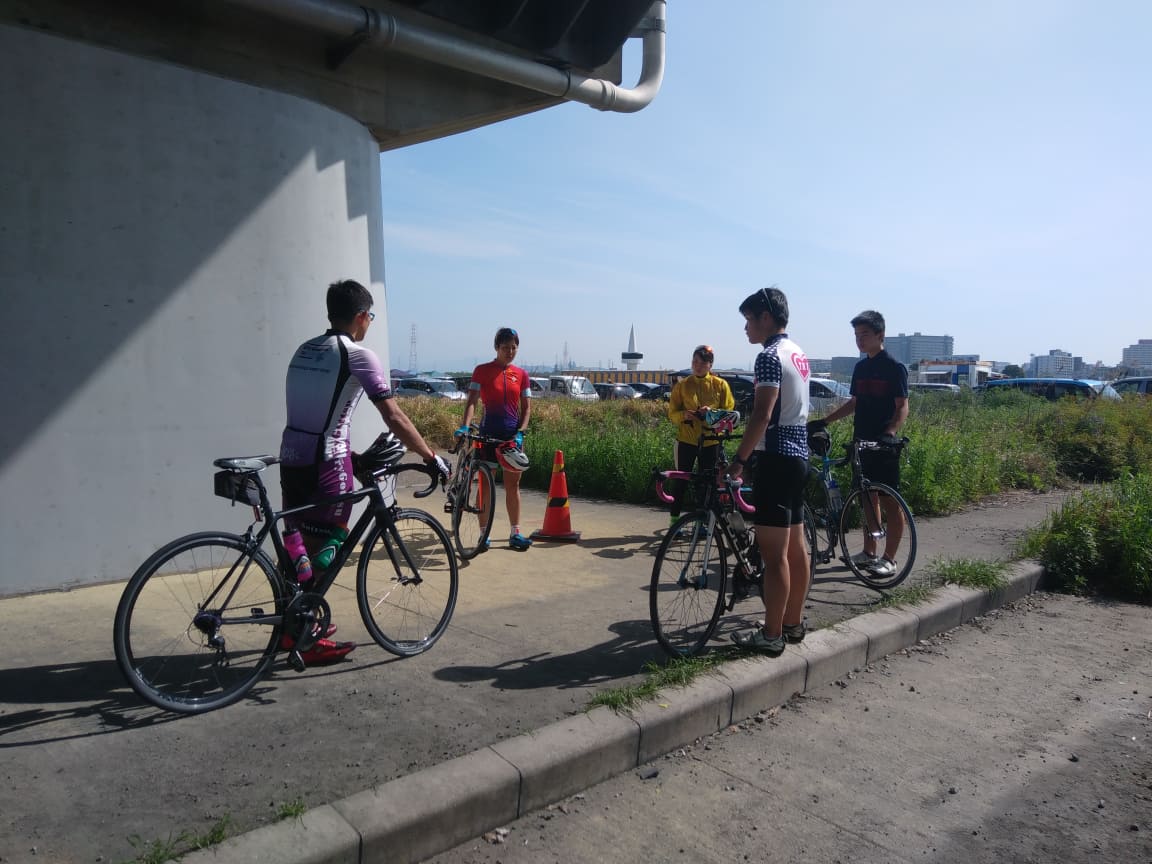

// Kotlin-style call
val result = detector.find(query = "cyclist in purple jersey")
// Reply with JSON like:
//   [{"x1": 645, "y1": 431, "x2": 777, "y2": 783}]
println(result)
[
  {"x1": 279, "y1": 279, "x2": 450, "y2": 664},
  {"x1": 727, "y1": 286, "x2": 811, "y2": 656}
]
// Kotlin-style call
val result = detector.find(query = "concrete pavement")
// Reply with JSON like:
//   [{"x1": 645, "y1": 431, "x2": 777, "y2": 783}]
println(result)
[
  {"x1": 0, "y1": 483, "x2": 1075, "y2": 863},
  {"x1": 429, "y1": 592, "x2": 1152, "y2": 864}
]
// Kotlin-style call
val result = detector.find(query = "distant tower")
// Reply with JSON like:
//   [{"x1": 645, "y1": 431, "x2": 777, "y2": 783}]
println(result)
[
  {"x1": 621, "y1": 324, "x2": 643, "y2": 371},
  {"x1": 408, "y1": 324, "x2": 418, "y2": 372}
]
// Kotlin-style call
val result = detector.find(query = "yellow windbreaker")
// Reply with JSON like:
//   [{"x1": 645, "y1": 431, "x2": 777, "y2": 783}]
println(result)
[{"x1": 668, "y1": 373, "x2": 736, "y2": 446}]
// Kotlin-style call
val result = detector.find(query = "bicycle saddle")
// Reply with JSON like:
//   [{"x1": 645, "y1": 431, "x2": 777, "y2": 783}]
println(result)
[{"x1": 213, "y1": 456, "x2": 278, "y2": 472}]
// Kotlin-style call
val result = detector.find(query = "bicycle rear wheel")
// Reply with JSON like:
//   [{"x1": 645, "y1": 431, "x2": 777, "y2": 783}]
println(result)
[
  {"x1": 113, "y1": 532, "x2": 285, "y2": 714},
  {"x1": 650, "y1": 513, "x2": 727, "y2": 657},
  {"x1": 452, "y1": 460, "x2": 495, "y2": 560},
  {"x1": 838, "y1": 484, "x2": 917, "y2": 590},
  {"x1": 802, "y1": 506, "x2": 819, "y2": 585},
  {"x1": 357, "y1": 508, "x2": 459, "y2": 656}
]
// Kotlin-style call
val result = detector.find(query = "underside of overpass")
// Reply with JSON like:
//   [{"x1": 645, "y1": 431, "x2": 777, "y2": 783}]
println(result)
[{"x1": 0, "y1": 0, "x2": 665, "y2": 594}]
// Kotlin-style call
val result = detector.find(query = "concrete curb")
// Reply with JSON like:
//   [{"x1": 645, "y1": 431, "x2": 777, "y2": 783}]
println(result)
[{"x1": 180, "y1": 561, "x2": 1044, "y2": 864}]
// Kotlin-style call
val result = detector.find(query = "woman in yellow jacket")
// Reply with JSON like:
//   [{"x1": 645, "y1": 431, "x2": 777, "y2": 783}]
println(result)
[{"x1": 667, "y1": 345, "x2": 735, "y2": 527}]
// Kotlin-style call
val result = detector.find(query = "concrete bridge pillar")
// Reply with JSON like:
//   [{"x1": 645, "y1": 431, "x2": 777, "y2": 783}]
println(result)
[{"x1": 0, "y1": 23, "x2": 388, "y2": 594}]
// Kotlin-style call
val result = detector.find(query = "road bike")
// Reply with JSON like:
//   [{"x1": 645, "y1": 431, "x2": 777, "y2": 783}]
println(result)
[
  {"x1": 804, "y1": 433, "x2": 917, "y2": 590},
  {"x1": 649, "y1": 411, "x2": 817, "y2": 657},
  {"x1": 113, "y1": 450, "x2": 458, "y2": 714},
  {"x1": 442, "y1": 424, "x2": 512, "y2": 559}
]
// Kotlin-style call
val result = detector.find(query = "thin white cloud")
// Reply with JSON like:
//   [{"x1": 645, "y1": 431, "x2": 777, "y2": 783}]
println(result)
[{"x1": 382, "y1": 222, "x2": 523, "y2": 259}]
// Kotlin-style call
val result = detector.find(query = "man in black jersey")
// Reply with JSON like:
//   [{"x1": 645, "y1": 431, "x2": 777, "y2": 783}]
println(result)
[{"x1": 809, "y1": 310, "x2": 908, "y2": 578}]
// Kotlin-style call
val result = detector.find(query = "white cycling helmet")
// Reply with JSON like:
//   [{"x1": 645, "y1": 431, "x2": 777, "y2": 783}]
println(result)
[{"x1": 495, "y1": 442, "x2": 530, "y2": 474}]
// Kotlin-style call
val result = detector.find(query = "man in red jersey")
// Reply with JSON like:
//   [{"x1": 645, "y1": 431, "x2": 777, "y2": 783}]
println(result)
[{"x1": 459, "y1": 327, "x2": 533, "y2": 550}]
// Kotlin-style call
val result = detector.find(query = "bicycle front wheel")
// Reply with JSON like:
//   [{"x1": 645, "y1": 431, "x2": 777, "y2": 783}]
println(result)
[
  {"x1": 357, "y1": 508, "x2": 459, "y2": 656},
  {"x1": 452, "y1": 460, "x2": 495, "y2": 560},
  {"x1": 113, "y1": 532, "x2": 285, "y2": 714},
  {"x1": 839, "y1": 484, "x2": 917, "y2": 590},
  {"x1": 649, "y1": 513, "x2": 727, "y2": 657}
]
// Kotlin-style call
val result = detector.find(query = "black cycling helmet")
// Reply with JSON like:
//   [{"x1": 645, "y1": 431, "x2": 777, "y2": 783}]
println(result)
[
  {"x1": 807, "y1": 428, "x2": 831, "y2": 457},
  {"x1": 352, "y1": 432, "x2": 406, "y2": 483}
]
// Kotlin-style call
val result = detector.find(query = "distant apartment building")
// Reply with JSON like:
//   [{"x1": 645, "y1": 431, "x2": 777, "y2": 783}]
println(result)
[
  {"x1": 1029, "y1": 349, "x2": 1082, "y2": 378},
  {"x1": 830, "y1": 356, "x2": 861, "y2": 378},
  {"x1": 1121, "y1": 338, "x2": 1152, "y2": 372},
  {"x1": 884, "y1": 333, "x2": 954, "y2": 367}
]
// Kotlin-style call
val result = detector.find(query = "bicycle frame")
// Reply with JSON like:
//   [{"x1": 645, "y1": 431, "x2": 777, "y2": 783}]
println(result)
[
  {"x1": 653, "y1": 422, "x2": 762, "y2": 600},
  {"x1": 211, "y1": 460, "x2": 439, "y2": 617}
]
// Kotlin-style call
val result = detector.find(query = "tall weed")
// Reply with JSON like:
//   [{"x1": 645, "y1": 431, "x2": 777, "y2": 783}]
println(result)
[{"x1": 1024, "y1": 472, "x2": 1152, "y2": 601}]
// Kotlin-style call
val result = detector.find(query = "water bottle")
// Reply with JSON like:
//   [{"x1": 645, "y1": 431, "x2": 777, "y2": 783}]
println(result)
[
  {"x1": 313, "y1": 526, "x2": 349, "y2": 570},
  {"x1": 282, "y1": 528, "x2": 313, "y2": 584},
  {"x1": 827, "y1": 476, "x2": 843, "y2": 513}
]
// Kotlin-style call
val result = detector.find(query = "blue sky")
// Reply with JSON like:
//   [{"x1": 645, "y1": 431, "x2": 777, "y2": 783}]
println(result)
[{"x1": 379, "y1": 1, "x2": 1149, "y2": 374}]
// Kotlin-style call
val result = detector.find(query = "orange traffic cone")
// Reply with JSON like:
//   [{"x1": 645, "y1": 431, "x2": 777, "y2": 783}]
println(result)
[{"x1": 530, "y1": 450, "x2": 581, "y2": 543}]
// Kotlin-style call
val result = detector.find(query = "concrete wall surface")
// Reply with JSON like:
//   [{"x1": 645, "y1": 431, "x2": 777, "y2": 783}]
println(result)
[{"x1": 0, "y1": 24, "x2": 389, "y2": 595}]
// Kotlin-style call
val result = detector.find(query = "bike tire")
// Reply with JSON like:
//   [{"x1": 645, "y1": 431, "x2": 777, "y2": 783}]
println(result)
[
  {"x1": 839, "y1": 484, "x2": 917, "y2": 590},
  {"x1": 452, "y1": 460, "x2": 495, "y2": 560},
  {"x1": 649, "y1": 513, "x2": 727, "y2": 658},
  {"x1": 113, "y1": 532, "x2": 286, "y2": 714},
  {"x1": 357, "y1": 508, "x2": 459, "y2": 656},
  {"x1": 802, "y1": 506, "x2": 819, "y2": 587}
]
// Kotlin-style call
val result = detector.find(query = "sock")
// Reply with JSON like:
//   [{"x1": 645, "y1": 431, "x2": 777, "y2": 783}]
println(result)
[{"x1": 511, "y1": 525, "x2": 521, "y2": 537}]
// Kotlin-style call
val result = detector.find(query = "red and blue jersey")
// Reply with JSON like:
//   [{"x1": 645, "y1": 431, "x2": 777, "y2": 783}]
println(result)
[{"x1": 470, "y1": 361, "x2": 530, "y2": 437}]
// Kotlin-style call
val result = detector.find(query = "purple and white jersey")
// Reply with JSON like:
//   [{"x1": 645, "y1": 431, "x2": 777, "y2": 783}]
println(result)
[
  {"x1": 279, "y1": 330, "x2": 392, "y2": 467},
  {"x1": 753, "y1": 333, "x2": 810, "y2": 458}
]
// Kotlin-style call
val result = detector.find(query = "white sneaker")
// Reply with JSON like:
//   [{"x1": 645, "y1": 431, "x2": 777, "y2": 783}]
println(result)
[
  {"x1": 870, "y1": 558, "x2": 897, "y2": 577},
  {"x1": 849, "y1": 551, "x2": 879, "y2": 567}
]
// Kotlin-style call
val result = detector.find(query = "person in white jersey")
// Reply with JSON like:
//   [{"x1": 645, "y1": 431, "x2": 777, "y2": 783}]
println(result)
[{"x1": 726, "y1": 286, "x2": 811, "y2": 656}]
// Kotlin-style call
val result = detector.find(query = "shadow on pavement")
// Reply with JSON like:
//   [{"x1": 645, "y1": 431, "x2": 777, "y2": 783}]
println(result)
[{"x1": 434, "y1": 619, "x2": 664, "y2": 691}]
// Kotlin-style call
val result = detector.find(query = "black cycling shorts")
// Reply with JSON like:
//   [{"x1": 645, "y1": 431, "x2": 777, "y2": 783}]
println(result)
[
  {"x1": 751, "y1": 452, "x2": 808, "y2": 528},
  {"x1": 859, "y1": 449, "x2": 900, "y2": 489}
]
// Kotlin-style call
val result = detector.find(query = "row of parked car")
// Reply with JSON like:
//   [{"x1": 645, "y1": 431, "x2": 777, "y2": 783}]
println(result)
[{"x1": 392, "y1": 372, "x2": 1152, "y2": 409}]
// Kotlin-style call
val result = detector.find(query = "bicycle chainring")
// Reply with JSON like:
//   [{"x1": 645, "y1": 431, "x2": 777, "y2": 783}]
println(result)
[{"x1": 283, "y1": 592, "x2": 332, "y2": 652}]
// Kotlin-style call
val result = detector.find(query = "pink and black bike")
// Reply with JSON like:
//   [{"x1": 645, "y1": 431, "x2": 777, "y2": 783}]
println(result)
[{"x1": 650, "y1": 410, "x2": 816, "y2": 657}]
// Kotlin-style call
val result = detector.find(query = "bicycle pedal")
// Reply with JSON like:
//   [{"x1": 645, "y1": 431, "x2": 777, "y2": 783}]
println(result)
[
  {"x1": 287, "y1": 650, "x2": 306, "y2": 673},
  {"x1": 443, "y1": 502, "x2": 454, "y2": 514}
]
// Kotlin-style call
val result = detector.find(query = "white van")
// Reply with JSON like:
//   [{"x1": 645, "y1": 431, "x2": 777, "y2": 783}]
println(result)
[{"x1": 545, "y1": 375, "x2": 599, "y2": 401}]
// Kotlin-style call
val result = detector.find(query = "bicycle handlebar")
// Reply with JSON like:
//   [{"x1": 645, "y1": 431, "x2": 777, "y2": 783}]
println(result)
[
  {"x1": 389, "y1": 462, "x2": 441, "y2": 498},
  {"x1": 652, "y1": 468, "x2": 754, "y2": 514}
]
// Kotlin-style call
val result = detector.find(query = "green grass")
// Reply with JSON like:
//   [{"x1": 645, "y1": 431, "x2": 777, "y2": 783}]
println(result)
[
  {"x1": 926, "y1": 557, "x2": 1008, "y2": 590},
  {"x1": 119, "y1": 816, "x2": 232, "y2": 863},
  {"x1": 875, "y1": 584, "x2": 934, "y2": 608},
  {"x1": 588, "y1": 654, "x2": 729, "y2": 712},
  {"x1": 275, "y1": 798, "x2": 308, "y2": 821},
  {"x1": 1019, "y1": 471, "x2": 1152, "y2": 601},
  {"x1": 406, "y1": 393, "x2": 1151, "y2": 516}
]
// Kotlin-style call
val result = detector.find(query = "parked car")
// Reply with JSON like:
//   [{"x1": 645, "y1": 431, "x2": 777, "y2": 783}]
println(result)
[
  {"x1": 628, "y1": 382, "x2": 661, "y2": 397},
  {"x1": 715, "y1": 373, "x2": 756, "y2": 417},
  {"x1": 593, "y1": 381, "x2": 639, "y2": 401},
  {"x1": 810, "y1": 377, "x2": 851, "y2": 415},
  {"x1": 639, "y1": 383, "x2": 672, "y2": 401},
  {"x1": 529, "y1": 377, "x2": 549, "y2": 397},
  {"x1": 980, "y1": 378, "x2": 1120, "y2": 401},
  {"x1": 908, "y1": 382, "x2": 962, "y2": 395},
  {"x1": 1112, "y1": 376, "x2": 1152, "y2": 397},
  {"x1": 394, "y1": 378, "x2": 466, "y2": 400},
  {"x1": 540, "y1": 375, "x2": 599, "y2": 401}
]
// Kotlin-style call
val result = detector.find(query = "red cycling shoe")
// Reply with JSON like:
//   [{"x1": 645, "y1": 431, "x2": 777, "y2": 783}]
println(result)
[{"x1": 295, "y1": 638, "x2": 357, "y2": 665}]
